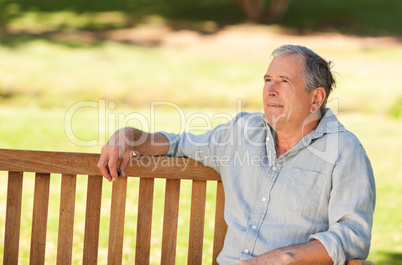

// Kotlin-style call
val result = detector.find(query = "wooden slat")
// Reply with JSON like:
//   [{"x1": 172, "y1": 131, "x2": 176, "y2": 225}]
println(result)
[
  {"x1": 107, "y1": 177, "x2": 128, "y2": 265},
  {"x1": 83, "y1": 175, "x2": 103, "y2": 265},
  {"x1": 56, "y1": 174, "x2": 77, "y2": 265},
  {"x1": 30, "y1": 172, "x2": 51, "y2": 265},
  {"x1": 212, "y1": 181, "x2": 227, "y2": 265},
  {"x1": 161, "y1": 179, "x2": 181, "y2": 265},
  {"x1": 135, "y1": 178, "x2": 155, "y2": 265},
  {"x1": 0, "y1": 149, "x2": 221, "y2": 181},
  {"x1": 0, "y1": 149, "x2": 100, "y2": 175},
  {"x1": 187, "y1": 180, "x2": 207, "y2": 265},
  {"x1": 3, "y1": 171, "x2": 24, "y2": 265}
]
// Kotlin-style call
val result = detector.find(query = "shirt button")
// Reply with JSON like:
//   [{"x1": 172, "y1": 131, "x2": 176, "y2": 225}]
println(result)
[
  {"x1": 272, "y1": 166, "x2": 277, "y2": 171},
  {"x1": 262, "y1": 197, "x2": 267, "y2": 202},
  {"x1": 244, "y1": 249, "x2": 249, "y2": 254},
  {"x1": 252, "y1": 225, "x2": 257, "y2": 230},
  {"x1": 266, "y1": 137, "x2": 270, "y2": 141}
]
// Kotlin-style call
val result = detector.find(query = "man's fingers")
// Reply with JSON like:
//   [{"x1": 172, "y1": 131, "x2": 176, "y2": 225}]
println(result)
[
  {"x1": 98, "y1": 128, "x2": 135, "y2": 181},
  {"x1": 108, "y1": 157, "x2": 119, "y2": 181},
  {"x1": 98, "y1": 146, "x2": 120, "y2": 182},
  {"x1": 119, "y1": 151, "x2": 133, "y2": 177},
  {"x1": 97, "y1": 155, "x2": 112, "y2": 182},
  {"x1": 109, "y1": 147, "x2": 121, "y2": 181}
]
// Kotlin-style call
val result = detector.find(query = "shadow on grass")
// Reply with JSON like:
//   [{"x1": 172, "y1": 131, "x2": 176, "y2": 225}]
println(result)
[{"x1": 0, "y1": 32, "x2": 110, "y2": 49}]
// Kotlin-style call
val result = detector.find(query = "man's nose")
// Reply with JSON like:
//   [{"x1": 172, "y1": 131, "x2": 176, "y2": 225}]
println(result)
[{"x1": 264, "y1": 82, "x2": 279, "y2": 97}]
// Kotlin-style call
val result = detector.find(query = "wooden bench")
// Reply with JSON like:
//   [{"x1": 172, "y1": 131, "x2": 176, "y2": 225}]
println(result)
[{"x1": 0, "y1": 149, "x2": 373, "y2": 265}]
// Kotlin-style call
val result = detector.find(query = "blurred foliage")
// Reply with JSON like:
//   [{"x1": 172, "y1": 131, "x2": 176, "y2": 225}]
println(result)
[
  {"x1": 282, "y1": 0, "x2": 402, "y2": 36},
  {"x1": 0, "y1": 0, "x2": 401, "y2": 36},
  {"x1": 0, "y1": 0, "x2": 242, "y2": 29}
]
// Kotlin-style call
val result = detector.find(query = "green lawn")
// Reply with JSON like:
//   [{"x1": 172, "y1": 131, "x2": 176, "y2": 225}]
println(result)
[{"x1": 1, "y1": 39, "x2": 401, "y2": 113}]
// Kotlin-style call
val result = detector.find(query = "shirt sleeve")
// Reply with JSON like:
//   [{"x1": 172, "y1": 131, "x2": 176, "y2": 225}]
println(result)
[
  {"x1": 309, "y1": 140, "x2": 376, "y2": 265},
  {"x1": 157, "y1": 112, "x2": 251, "y2": 172}
]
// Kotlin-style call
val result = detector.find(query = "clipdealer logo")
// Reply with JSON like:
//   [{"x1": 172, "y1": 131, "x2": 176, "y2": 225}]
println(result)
[{"x1": 64, "y1": 99, "x2": 243, "y2": 147}]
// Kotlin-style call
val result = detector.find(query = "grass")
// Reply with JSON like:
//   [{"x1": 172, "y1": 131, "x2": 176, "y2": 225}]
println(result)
[
  {"x1": 389, "y1": 97, "x2": 402, "y2": 119},
  {"x1": 1, "y1": 39, "x2": 402, "y2": 114},
  {"x1": 0, "y1": 39, "x2": 263, "y2": 109},
  {"x1": 0, "y1": 31, "x2": 402, "y2": 263}
]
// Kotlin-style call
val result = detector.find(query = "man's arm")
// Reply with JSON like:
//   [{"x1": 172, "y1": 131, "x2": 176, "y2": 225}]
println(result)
[
  {"x1": 97, "y1": 127, "x2": 169, "y2": 181},
  {"x1": 239, "y1": 240, "x2": 332, "y2": 265}
]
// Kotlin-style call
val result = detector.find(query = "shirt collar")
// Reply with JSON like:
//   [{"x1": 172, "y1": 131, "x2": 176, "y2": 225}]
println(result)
[
  {"x1": 260, "y1": 108, "x2": 345, "y2": 138},
  {"x1": 313, "y1": 108, "x2": 345, "y2": 135},
  {"x1": 260, "y1": 115, "x2": 275, "y2": 137}
]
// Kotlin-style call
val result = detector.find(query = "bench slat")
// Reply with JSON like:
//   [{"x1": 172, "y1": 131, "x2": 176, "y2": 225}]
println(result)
[
  {"x1": 83, "y1": 175, "x2": 103, "y2": 265},
  {"x1": 30, "y1": 173, "x2": 51, "y2": 265},
  {"x1": 187, "y1": 180, "x2": 207, "y2": 265},
  {"x1": 56, "y1": 174, "x2": 77, "y2": 265},
  {"x1": 3, "y1": 171, "x2": 24, "y2": 265},
  {"x1": 135, "y1": 178, "x2": 155, "y2": 265},
  {"x1": 161, "y1": 179, "x2": 181, "y2": 265},
  {"x1": 0, "y1": 149, "x2": 100, "y2": 175},
  {"x1": 107, "y1": 177, "x2": 128, "y2": 265},
  {"x1": 0, "y1": 149, "x2": 220, "y2": 181},
  {"x1": 212, "y1": 181, "x2": 227, "y2": 265}
]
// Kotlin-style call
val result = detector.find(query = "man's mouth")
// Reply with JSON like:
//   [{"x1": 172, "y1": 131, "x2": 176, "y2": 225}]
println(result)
[{"x1": 268, "y1": 103, "x2": 283, "y2": 107}]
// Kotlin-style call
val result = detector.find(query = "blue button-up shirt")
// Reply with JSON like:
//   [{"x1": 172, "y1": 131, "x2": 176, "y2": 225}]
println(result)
[{"x1": 160, "y1": 109, "x2": 376, "y2": 265}]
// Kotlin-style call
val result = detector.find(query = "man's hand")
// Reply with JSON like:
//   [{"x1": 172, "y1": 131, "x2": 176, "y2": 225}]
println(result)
[
  {"x1": 98, "y1": 128, "x2": 170, "y2": 181},
  {"x1": 239, "y1": 249, "x2": 294, "y2": 265},
  {"x1": 98, "y1": 128, "x2": 135, "y2": 182}
]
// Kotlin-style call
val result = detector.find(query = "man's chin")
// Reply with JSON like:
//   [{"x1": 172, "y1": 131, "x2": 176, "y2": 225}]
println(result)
[{"x1": 264, "y1": 112, "x2": 287, "y2": 129}]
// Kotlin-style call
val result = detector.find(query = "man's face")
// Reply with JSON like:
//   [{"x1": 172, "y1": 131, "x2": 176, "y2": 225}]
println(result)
[{"x1": 263, "y1": 54, "x2": 315, "y2": 130}]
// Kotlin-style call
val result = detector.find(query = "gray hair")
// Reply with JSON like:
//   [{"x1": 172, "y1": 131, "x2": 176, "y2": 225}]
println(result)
[{"x1": 272, "y1": 45, "x2": 336, "y2": 114}]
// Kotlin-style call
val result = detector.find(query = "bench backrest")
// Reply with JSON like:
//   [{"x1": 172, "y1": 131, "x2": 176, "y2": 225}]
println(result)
[
  {"x1": 0, "y1": 148, "x2": 373, "y2": 265},
  {"x1": 0, "y1": 149, "x2": 227, "y2": 265}
]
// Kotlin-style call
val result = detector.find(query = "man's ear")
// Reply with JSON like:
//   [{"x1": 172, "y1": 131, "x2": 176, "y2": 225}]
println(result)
[{"x1": 310, "y1": 87, "x2": 326, "y2": 113}]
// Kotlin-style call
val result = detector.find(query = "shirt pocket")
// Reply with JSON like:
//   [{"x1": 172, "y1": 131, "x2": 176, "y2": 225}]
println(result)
[{"x1": 278, "y1": 168, "x2": 326, "y2": 211}]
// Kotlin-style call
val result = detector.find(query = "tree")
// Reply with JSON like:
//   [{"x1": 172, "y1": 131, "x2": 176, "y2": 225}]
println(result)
[{"x1": 232, "y1": 0, "x2": 291, "y2": 24}]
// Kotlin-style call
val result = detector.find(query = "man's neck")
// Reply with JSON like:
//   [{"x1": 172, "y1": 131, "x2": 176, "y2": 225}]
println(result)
[{"x1": 274, "y1": 115, "x2": 320, "y2": 158}]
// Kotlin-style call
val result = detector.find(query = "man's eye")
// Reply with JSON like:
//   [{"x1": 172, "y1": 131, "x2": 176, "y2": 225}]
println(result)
[
  {"x1": 265, "y1": 78, "x2": 271, "y2": 82},
  {"x1": 282, "y1": 79, "x2": 288, "y2": 83}
]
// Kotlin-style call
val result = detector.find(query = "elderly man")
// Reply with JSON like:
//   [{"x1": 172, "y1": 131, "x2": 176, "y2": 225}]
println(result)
[{"x1": 98, "y1": 45, "x2": 376, "y2": 265}]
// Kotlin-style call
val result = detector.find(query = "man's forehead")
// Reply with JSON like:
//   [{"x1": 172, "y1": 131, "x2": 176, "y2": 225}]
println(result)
[{"x1": 266, "y1": 54, "x2": 305, "y2": 76}]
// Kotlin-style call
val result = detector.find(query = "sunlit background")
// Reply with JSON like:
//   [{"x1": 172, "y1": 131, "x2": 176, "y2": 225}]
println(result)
[{"x1": 0, "y1": 0, "x2": 401, "y2": 264}]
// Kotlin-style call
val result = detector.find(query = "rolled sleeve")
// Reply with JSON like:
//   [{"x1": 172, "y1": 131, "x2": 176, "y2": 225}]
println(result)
[
  {"x1": 157, "y1": 131, "x2": 181, "y2": 156},
  {"x1": 310, "y1": 141, "x2": 376, "y2": 265}
]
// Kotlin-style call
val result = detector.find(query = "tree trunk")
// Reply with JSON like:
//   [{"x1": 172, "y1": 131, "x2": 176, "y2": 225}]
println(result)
[
  {"x1": 232, "y1": 0, "x2": 291, "y2": 24},
  {"x1": 265, "y1": 0, "x2": 291, "y2": 23},
  {"x1": 231, "y1": 0, "x2": 265, "y2": 23}
]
